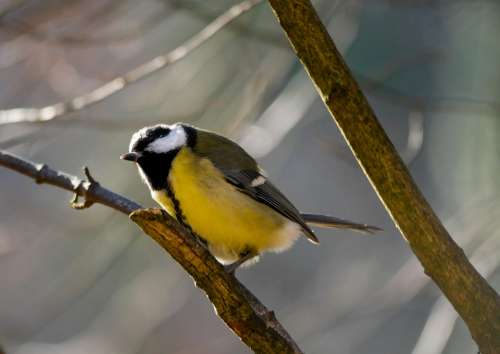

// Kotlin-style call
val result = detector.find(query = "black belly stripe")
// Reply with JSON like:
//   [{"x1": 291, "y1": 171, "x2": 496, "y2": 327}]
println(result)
[
  {"x1": 165, "y1": 181, "x2": 188, "y2": 228},
  {"x1": 165, "y1": 181, "x2": 208, "y2": 246}
]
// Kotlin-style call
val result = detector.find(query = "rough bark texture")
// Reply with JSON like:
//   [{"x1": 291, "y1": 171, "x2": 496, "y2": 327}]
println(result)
[
  {"x1": 266, "y1": 1, "x2": 500, "y2": 353},
  {"x1": 0, "y1": 150, "x2": 303, "y2": 354},
  {"x1": 130, "y1": 209, "x2": 303, "y2": 354}
]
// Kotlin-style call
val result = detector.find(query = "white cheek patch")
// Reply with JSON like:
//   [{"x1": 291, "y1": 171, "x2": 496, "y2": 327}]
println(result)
[
  {"x1": 146, "y1": 124, "x2": 187, "y2": 153},
  {"x1": 250, "y1": 175, "x2": 266, "y2": 187}
]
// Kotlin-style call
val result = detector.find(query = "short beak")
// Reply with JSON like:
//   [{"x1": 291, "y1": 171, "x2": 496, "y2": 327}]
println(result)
[{"x1": 120, "y1": 152, "x2": 141, "y2": 162}]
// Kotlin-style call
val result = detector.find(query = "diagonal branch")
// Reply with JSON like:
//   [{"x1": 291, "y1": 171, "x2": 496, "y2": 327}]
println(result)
[
  {"x1": 265, "y1": 1, "x2": 500, "y2": 354},
  {"x1": 0, "y1": 0, "x2": 262, "y2": 125},
  {"x1": 0, "y1": 150, "x2": 141, "y2": 214},
  {"x1": 0, "y1": 150, "x2": 303, "y2": 354},
  {"x1": 131, "y1": 209, "x2": 303, "y2": 354}
]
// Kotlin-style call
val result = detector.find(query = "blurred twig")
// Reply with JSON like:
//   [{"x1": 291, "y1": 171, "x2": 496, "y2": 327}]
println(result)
[
  {"x1": 401, "y1": 110, "x2": 424, "y2": 163},
  {"x1": 0, "y1": 0, "x2": 174, "y2": 46},
  {"x1": 0, "y1": 0, "x2": 263, "y2": 125},
  {"x1": 0, "y1": 150, "x2": 303, "y2": 353},
  {"x1": 168, "y1": 0, "x2": 285, "y2": 47},
  {"x1": 266, "y1": 1, "x2": 500, "y2": 354},
  {"x1": 0, "y1": 10, "x2": 169, "y2": 45}
]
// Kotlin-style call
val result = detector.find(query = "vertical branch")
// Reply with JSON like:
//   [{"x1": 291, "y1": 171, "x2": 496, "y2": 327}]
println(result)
[{"x1": 265, "y1": 1, "x2": 500, "y2": 353}]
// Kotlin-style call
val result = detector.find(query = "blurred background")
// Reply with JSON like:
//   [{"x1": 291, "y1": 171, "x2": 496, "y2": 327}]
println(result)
[{"x1": 0, "y1": 0, "x2": 499, "y2": 353}]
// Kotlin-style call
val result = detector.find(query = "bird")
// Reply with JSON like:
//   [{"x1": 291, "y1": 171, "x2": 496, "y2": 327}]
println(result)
[{"x1": 121, "y1": 123, "x2": 380, "y2": 272}]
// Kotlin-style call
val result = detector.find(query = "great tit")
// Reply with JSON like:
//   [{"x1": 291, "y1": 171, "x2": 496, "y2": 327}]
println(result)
[{"x1": 121, "y1": 123, "x2": 379, "y2": 272}]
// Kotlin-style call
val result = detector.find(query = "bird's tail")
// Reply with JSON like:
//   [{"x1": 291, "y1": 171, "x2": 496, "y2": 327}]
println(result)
[{"x1": 301, "y1": 213, "x2": 381, "y2": 234}]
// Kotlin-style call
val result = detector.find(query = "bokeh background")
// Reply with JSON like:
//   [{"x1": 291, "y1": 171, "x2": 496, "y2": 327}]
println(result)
[{"x1": 1, "y1": 1, "x2": 499, "y2": 353}]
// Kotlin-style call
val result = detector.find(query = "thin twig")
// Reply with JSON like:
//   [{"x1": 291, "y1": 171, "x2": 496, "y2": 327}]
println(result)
[
  {"x1": 0, "y1": 0, "x2": 263, "y2": 125},
  {"x1": 265, "y1": 1, "x2": 500, "y2": 353},
  {"x1": 0, "y1": 149, "x2": 303, "y2": 353},
  {"x1": 169, "y1": 0, "x2": 285, "y2": 47},
  {"x1": 0, "y1": 150, "x2": 140, "y2": 214}
]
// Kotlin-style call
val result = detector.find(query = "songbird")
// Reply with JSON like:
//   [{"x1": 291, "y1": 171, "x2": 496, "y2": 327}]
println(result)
[{"x1": 121, "y1": 123, "x2": 379, "y2": 272}]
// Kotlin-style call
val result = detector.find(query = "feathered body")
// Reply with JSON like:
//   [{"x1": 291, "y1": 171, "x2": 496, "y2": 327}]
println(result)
[
  {"x1": 153, "y1": 147, "x2": 301, "y2": 264},
  {"x1": 122, "y1": 123, "x2": 379, "y2": 268}
]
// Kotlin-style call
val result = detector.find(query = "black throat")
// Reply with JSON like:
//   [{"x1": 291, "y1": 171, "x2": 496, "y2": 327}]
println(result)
[{"x1": 137, "y1": 149, "x2": 180, "y2": 191}]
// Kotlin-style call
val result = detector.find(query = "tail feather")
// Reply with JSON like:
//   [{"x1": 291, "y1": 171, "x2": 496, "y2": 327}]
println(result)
[{"x1": 300, "y1": 213, "x2": 382, "y2": 234}]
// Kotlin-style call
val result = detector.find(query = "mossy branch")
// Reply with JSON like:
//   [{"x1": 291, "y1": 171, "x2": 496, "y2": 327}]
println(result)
[{"x1": 265, "y1": 1, "x2": 500, "y2": 353}]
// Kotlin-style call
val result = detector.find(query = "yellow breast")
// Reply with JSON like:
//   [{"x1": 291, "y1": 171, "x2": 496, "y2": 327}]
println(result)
[
  {"x1": 151, "y1": 189, "x2": 175, "y2": 217},
  {"x1": 155, "y1": 147, "x2": 300, "y2": 264}
]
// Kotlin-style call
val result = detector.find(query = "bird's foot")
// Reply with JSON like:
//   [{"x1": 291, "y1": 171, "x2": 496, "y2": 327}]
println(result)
[{"x1": 223, "y1": 250, "x2": 258, "y2": 274}]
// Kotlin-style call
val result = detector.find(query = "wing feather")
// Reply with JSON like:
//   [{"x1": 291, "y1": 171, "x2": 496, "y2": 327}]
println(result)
[
  {"x1": 192, "y1": 129, "x2": 318, "y2": 243},
  {"x1": 225, "y1": 169, "x2": 319, "y2": 244}
]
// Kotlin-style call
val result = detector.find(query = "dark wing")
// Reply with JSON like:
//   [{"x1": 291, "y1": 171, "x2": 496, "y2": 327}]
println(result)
[
  {"x1": 300, "y1": 214, "x2": 382, "y2": 234},
  {"x1": 225, "y1": 169, "x2": 319, "y2": 244},
  {"x1": 192, "y1": 128, "x2": 318, "y2": 243}
]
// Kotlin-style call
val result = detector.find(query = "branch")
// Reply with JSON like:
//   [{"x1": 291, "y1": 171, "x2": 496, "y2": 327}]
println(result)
[
  {"x1": 0, "y1": 0, "x2": 262, "y2": 125},
  {"x1": 265, "y1": 1, "x2": 500, "y2": 354},
  {"x1": 131, "y1": 209, "x2": 302, "y2": 353},
  {"x1": 412, "y1": 232, "x2": 500, "y2": 354},
  {"x1": 0, "y1": 150, "x2": 140, "y2": 214},
  {"x1": 0, "y1": 150, "x2": 303, "y2": 354}
]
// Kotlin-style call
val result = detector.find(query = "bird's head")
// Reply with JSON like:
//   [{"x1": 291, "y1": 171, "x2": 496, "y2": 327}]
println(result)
[
  {"x1": 121, "y1": 123, "x2": 190, "y2": 162},
  {"x1": 121, "y1": 123, "x2": 193, "y2": 190}
]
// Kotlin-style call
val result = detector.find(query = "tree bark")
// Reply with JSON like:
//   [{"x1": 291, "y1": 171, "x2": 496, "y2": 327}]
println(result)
[
  {"x1": 0, "y1": 150, "x2": 303, "y2": 354},
  {"x1": 131, "y1": 209, "x2": 303, "y2": 354},
  {"x1": 266, "y1": 1, "x2": 500, "y2": 353}
]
